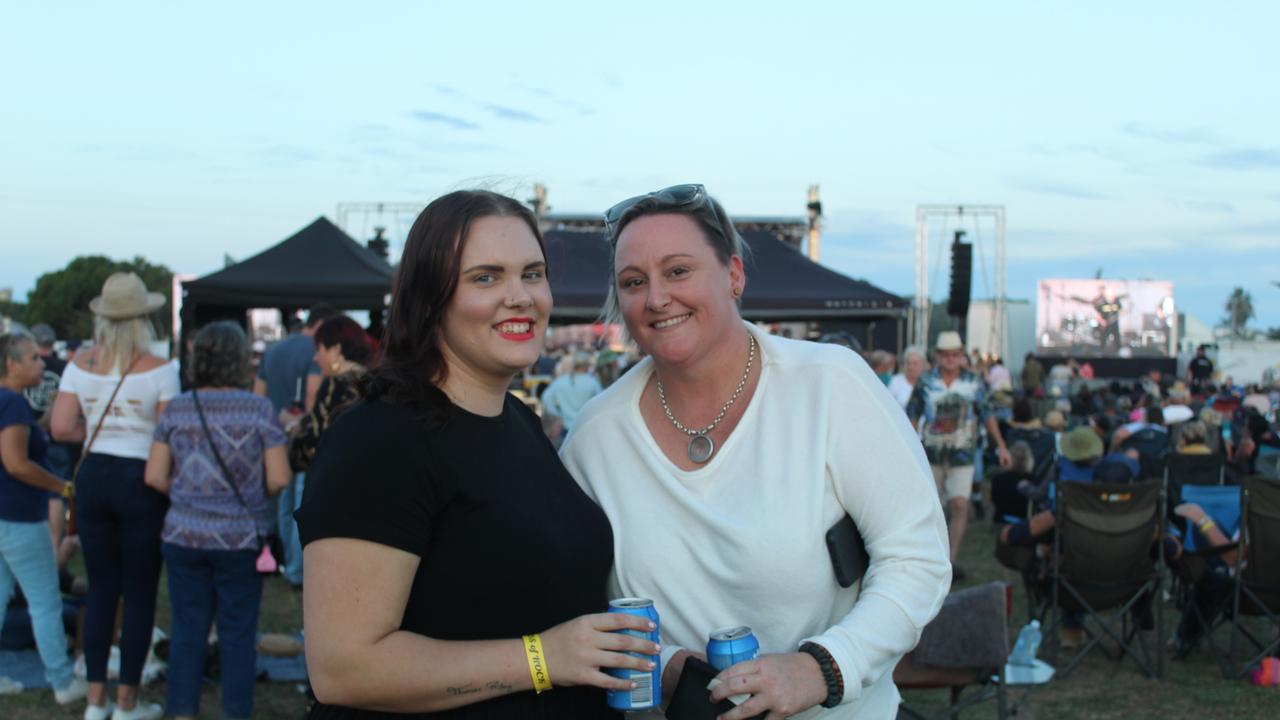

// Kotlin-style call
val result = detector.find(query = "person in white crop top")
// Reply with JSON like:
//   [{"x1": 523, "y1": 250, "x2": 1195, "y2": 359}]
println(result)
[
  {"x1": 561, "y1": 185, "x2": 950, "y2": 720},
  {"x1": 49, "y1": 272, "x2": 178, "y2": 720}
]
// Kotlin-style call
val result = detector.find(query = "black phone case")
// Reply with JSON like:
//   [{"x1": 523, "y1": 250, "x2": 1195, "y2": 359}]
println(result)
[
  {"x1": 826, "y1": 513, "x2": 870, "y2": 588},
  {"x1": 665, "y1": 656, "x2": 765, "y2": 720}
]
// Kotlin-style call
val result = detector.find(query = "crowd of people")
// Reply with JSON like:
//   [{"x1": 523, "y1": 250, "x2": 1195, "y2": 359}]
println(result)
[{"x1": 1, "y1": 183, "x2": 1277, "y2": 720}]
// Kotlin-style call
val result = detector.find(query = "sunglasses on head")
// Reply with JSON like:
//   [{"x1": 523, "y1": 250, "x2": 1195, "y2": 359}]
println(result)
[{"x1": 603, "y1": 183, "x2": 707, "y2": 235}]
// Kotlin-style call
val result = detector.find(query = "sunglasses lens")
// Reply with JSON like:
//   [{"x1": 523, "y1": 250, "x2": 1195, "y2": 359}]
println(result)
[{"x1": 605, "y1": 184, "x2": 706, "y2": 229}]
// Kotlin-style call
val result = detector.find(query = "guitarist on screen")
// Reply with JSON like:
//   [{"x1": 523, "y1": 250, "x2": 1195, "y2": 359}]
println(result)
[{"x1": 1070, "y1": 284, "x2": 1128, "y2": 354}]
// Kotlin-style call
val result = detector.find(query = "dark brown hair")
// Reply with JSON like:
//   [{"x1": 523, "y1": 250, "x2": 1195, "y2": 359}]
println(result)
[
  {"x1": 190, "y1": 321, "x2": 252, "y2": 388},
  {"x1": 361, "y1": 190, "x2": 545, "y2": 426},
  {"x1": 314, "y1": 316, "x2": 372, "y2": 365}
]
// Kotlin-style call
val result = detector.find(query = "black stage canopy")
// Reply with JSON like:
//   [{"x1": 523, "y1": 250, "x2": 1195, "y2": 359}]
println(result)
[
  {"x1": 184, "y1": 217, "x2": 393, "y2": 309},
  {"x1": 545, "y1": 229, "x2": 907, "y2": 322}
]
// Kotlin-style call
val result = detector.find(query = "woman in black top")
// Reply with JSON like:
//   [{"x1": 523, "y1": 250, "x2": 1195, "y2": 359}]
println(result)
[{"x1": 295, "y1": 191, "x2": 655, "y2": 719}]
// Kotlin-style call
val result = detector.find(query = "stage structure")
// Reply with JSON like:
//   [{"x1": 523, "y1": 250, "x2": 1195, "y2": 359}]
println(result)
[
  {"x1": 335, "y1": 201, "x2": 425, "y2": 263},
  {"x1": 912, "y1": 205, "x2": 1006, "y2": 358}
]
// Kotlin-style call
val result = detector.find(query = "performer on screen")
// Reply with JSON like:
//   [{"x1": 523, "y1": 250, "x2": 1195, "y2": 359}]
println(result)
[{"x1": 1071, "y1": 284, "x2": 1127, "y2": 354}]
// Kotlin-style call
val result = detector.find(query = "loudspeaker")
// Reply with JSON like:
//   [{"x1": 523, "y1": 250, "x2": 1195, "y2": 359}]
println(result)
[{"x1": 947, "y1": 240, "x2": 972, "y2": 318}]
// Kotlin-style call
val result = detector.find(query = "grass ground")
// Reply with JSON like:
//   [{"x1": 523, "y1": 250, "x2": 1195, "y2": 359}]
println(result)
[{"x1": 2, "y1": 517, "x2": 1279, "y2": 719}]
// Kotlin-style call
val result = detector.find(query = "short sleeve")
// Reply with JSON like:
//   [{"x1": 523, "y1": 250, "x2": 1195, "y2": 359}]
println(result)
[
  {"x1": 152, "y1": 402, "x2": 175, "y2": 444},
  {"x1": 307, "y1": 360, "x2": 321, "y2": 375},
  {"x1": 294, "y1": 402, "x2": 438, "y2": 558},
  {"x1": 57, "y1": 362, "x2": 80, "y2": 394},
  {"x1": 0, "y1": 392, "x2": 34, "y2": 432},
  {"x1": 258, "y1": 398, "x2": 287, "y2": 449},
  {"x1": 156, "y1": 362, "x2": 181, "y2": 402}
]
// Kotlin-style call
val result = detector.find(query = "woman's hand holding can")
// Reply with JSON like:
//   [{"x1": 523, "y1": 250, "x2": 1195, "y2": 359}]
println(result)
[{"x1": 539, "y1": 612, "x2": 659, "y2": 691}]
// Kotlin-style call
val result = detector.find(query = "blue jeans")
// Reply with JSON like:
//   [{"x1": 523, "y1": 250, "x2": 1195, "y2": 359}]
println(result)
[
  {"x1": 276, "y1": 472, "x2": 305, "y2": 585},
  {"x1": 76, "y1": 453, "x2": 167, "y2": 685},
  {"x1": 0, "y1": 520, "x2": 75, "y2": 689},
  {"x1": 162, "y1": 543, "x2": 262, "y2": 720}
]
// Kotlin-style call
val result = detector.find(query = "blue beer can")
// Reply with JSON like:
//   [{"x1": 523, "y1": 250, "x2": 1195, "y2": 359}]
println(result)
[
  {"x1": 706, "y1": 626, "x2": 760, "y2": 672},
  {"x1": 606, "y1": 597, "x2": 661, "y2": 711}
]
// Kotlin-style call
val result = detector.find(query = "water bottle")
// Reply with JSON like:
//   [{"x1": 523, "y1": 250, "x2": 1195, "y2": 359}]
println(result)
[{"x1": 1009, "y1": 620, "x2": 1042, "y2": 667}]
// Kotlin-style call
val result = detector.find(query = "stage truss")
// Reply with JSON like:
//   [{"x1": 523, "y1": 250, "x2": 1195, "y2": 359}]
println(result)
[{"x1": 912, "y1": 204, "x2": 1007, "y2": 359}]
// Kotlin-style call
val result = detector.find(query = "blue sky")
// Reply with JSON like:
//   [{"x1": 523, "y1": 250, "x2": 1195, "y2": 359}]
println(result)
[{"x1": 3, "y1": 1, "x2": 1278, "y2": 330}]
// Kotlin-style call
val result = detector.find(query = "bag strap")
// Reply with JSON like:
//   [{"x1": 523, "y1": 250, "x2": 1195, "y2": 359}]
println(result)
[
  {"x1": 81, "y1": 354, "x2": 141, "y2": 457},
  {"x1": 191, "y1": 388, "x2": 265, "y2": 545}
]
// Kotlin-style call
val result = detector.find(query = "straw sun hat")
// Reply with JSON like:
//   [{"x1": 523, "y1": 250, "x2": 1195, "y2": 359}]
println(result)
[
  {"x1": 89, "y1": 272, "x2": 165, "y2": 320},
  {"x1": 934, "y1": 331, "x2": 964, "y2": 351}
]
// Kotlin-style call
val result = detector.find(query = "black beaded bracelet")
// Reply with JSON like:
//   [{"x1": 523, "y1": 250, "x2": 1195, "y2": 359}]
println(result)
[{"x1": 798, "y1": 642, "x2": 844, "y2": 709}]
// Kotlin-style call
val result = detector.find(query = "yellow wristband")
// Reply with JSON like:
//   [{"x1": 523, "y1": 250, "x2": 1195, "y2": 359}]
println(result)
[
  {"x1": 522, "y1": 634, "x2": 552, "y2": 694},
  {"x1": 1198, "y1": 517, "x2": 1216, "y2": 533}
]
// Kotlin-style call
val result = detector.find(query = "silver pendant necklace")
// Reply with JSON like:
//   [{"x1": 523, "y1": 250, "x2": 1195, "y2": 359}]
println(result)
[{"x1": 656, "y1": 334, "x2": 756, "y2": 464}]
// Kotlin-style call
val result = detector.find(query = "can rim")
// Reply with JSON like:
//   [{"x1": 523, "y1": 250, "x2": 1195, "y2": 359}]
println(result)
[
  {"x1": 609, "y1": 597, "x2": 655, "y2": 609},
  {"x1": 708, "y1": 625, "x2": 755, "y2": 641}
]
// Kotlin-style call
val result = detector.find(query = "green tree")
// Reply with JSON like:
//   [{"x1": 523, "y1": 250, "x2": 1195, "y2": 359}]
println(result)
[
  {"x1": 25, "y1": 256, "x2": 173, "y2": 341},
  {"x1": 0, "y1": 300, "x2": 26, "y2": 325},
  {"x1": 1222, "y1": 286, "x2": 1255, "y2": 339}
]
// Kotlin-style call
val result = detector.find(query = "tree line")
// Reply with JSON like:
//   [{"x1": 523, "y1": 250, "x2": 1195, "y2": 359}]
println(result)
[{"x1": 2, "y1": 255, "x2": 174, "y2": 341}]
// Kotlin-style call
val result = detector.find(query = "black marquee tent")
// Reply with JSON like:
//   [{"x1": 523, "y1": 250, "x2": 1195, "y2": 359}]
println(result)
[
  {"x1": 544, "y1": 229, "x2": 907, "y2": 325},
  {"x1": 181, "y1": 220, "x2": 907, "y2": 350},
  {"x1": 183, "y1": 217, "x2": 393, "y2": 314}
]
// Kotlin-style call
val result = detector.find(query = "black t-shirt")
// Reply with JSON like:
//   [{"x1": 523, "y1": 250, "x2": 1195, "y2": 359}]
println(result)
[
  {"x1": 296, "y1": 395, "x2": 619, "y2": 720},
  {"x1": 1189, "y1": 356, "x2": 1214, "y2": 382}
]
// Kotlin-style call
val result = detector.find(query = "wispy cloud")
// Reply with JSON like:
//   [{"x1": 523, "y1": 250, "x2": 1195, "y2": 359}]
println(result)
[
  {"x1": 408, "y1": 111, "x2": 479, "y2": 130},
  {"x1": 483, "y1": 104, "x2": 545, "y2": 123},
  {"x1": 520, "y1": 85, "x2": 596, "y2": 116},
  {"x1": 1121, "y1": 122, "x2": 1219, "y2": 146},
  {"x1": 1005, "y1": 177, "x2": 1108, "y2": 201},
  {"x1": 1200, "y1": 148, "x2": 1280, "y2": 171}
]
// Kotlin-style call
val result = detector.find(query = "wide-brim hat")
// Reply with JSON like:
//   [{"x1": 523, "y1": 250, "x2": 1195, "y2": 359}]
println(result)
[
  {"x1": 935, "y1": 331, "x2": 964, "y2": 351},
  {"x1": 89, "y1": 272, "x2": 165, "y2": 320},
  {"x1": 1061, "y1": 426, "x2": 1103, "y2": 463}
]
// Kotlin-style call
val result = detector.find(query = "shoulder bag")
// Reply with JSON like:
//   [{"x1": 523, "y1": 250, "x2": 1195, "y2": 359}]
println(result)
[{"x1": 191, "y1": 388, "x2": 278, "y2": 574}]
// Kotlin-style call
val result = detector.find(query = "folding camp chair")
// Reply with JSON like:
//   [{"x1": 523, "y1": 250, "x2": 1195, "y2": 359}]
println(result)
[
  {"x1": 1120, "y1": 428, "x2": 1170, "y2": 480},
  {"x1": 1165, "y1": 453, "x2": 1225, "y2": 489},
  {"x1": 1046, "y1": 479, "x2": 1165, "y2": 678},
  {"x1": 1165, "y1": 479, "x2": 1240, "y2": 668},
  {"x1": 896, "y1": 582, "x2": 1010, "y2": 720},
  {"x1": 1007, "y1": 426, "x2": 1057, "y2": 484},
  {"x1": 1225, "y1": 475, "x2": 1280, "y2": 677}
]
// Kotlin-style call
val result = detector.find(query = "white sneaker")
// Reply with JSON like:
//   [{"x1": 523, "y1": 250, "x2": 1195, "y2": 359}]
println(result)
[
  {"x1": 110, "y1": 701, "x2": 163, "y2": 720},
  {"x1": 55, "y1": 676, "x2": 89, "y2": 705},
  {"x1": 84, "y1": 701, "x2": 114, "y2": 720}
]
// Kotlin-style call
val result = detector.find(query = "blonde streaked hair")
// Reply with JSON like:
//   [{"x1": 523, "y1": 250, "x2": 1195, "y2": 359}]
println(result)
[{"x1": 93, "y1": 315, "x2": 156, "y2": 373}]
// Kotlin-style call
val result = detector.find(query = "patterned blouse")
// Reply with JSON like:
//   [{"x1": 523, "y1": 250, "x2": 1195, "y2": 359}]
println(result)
[
  {"x1": 289, "y1": 371, "x2": 363, "y2": 472},
  {"x1": 905, "y1": 367, "x2": 994, "y2": 467},
  {"x1": 154, "y1": 389, "x2": 287, "y2": 550}
]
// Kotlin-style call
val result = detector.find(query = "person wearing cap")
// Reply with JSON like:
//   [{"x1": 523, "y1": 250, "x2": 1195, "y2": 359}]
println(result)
[
  {"x1": 50, "y1": 272, "x2": 178, "y2": 720},
  {"x1": 906, "y1": 331, "x2": 1011, "y2": 578},
  {"x1": 539, "y1": 352, "x2": 603, "y2": 435}
]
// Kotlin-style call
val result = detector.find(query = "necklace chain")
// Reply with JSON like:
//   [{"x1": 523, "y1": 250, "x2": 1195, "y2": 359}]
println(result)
[{"x1": 657, "y1": 334, "x2": 756, "y2": 437}]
